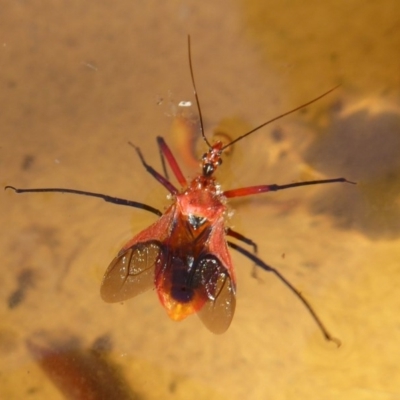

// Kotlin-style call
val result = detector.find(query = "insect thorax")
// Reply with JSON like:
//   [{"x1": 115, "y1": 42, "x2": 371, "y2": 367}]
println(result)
[{"x1": 176, "y1": 175, "x2": 226, "y2": 230}]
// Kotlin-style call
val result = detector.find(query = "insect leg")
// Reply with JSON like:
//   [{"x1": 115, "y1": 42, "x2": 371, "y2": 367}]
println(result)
[
  {"x1": 156, "y1": 136, "x2": 188, "y2": 186},
  {"x1": 128, "y1": 142, "x2": 179, "y2": 195},
  {"x1": 226, "y1": 228, "x2": 258, "y2": 253},
  {"x1": 227, "y1": 240, "x2": 341, "y2": 346},
  {"x1": 5, "y1": 186, "x2": 162, "y2": 216},
  {"x1": 223, "y1": 178, "x2": 356, "y2": 198},
  {"x1": 157, "y1": 137, "x2": 170, "y2": 180},
  {"x1": 226, "y1": 228, "x2": 260, "y2": 279}
]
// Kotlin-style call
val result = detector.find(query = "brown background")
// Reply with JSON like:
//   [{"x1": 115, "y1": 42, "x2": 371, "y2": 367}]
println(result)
[{"x1": 1, "y1": 1, "x2": 399, "y2": 399}]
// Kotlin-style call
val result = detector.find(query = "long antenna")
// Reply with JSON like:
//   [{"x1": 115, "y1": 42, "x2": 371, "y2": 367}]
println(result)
[
  {"x1": 187, "y1": 35, "x2": 212, "y2": 149},
  {"x1": 221, "y1": 85, "x2": 340, "y2": 151}
]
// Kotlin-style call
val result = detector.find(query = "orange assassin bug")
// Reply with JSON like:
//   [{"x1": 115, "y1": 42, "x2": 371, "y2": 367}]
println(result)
[{"x1": 6, "y1": 37, "x2": 355, "y2": 343}]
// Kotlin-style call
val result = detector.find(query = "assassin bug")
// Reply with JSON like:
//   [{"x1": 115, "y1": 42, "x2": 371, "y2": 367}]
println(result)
[{"x1": 6, "y1": 37, "x2": 354, "y2": 343}]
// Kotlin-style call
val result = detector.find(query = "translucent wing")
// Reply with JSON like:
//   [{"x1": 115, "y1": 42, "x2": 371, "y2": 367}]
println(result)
[
  {"x1": 101, "y1": 241, "x2": 162, "y2": 303},
  {"x1": 101, "y1": 207, "x2": 176, "y2": 303},
  {"x1": 195, "y1": 255, "x2": 236, "y2": 334}
]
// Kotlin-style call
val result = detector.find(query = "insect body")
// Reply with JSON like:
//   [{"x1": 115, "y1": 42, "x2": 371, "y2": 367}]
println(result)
[
  {"x1": 6, "y1": 37, "x2": 354, "y2": 342},
  {"x1": 102, "y1": 142, "x2": 236, "y2": 334}
]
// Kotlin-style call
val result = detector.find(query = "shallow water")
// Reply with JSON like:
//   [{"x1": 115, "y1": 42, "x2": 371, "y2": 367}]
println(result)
[{"x1": 1, "y1": 1, "x2": 399, "y2": 399}]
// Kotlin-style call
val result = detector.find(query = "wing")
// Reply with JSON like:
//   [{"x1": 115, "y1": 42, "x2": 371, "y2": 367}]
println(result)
[
  {"x1": 197, "y1": 220, "x2": 236, "y2": 334},
  {"x1": 155, "y1": 218, "x2": 237, "y2": 334},
  {"x1": 196, "y1": 254, "x2": 236, "y2": 334},
  {"x1": 100, "y1": 241, "x2": 161, "y2": 302},
  {"x1": 100, "y1": 207, "x2": 176, "y2": 303}
]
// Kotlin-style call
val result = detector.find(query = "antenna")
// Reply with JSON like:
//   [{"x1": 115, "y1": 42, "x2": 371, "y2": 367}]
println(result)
[
  {"x1": 187, "y1": 35, "x2": 212, "y2": 149},
  {"x1": 221, "y1": 86, "x2": 340, "y2": 150}
]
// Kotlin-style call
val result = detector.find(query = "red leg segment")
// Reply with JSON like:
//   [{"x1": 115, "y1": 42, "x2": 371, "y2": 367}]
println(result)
[
  {"x1": 156, "y1": 137, "x2": 188, "y2": 187},
  {"x1": 223, "y1": 178, "x2": 355, "y2": 199},
  {"x1": 226, "y1": 228, "x2": 258, "y2": 254},
  {"x1": 227, "y1": 227, "x2": 260, "y2": 279},
  {"x1": 129, "y1": 142, "x2": 179, "y2": 195}
]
